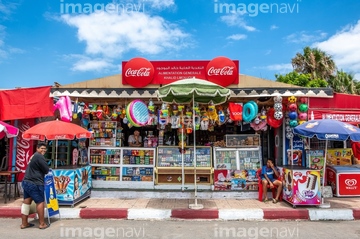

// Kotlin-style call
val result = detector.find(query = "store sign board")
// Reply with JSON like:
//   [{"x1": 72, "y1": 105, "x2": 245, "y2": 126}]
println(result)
[
  {"x1": 122, "y1": 57, "x2": 239, "y2": 87},
  {"x1": 311, "y1": 109, "x2": 360, "y2": 124}
]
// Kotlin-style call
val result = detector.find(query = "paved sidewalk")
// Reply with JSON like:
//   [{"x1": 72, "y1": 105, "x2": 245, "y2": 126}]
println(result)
[{"x1": 0, "y1": 193, "x2": 360, "y2": 221}]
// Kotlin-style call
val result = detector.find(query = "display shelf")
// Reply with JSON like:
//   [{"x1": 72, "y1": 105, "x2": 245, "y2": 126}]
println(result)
[
  {"x1": 213, "y1": 147, "x2": 238, "y2": 170},
  {"x1": 122, "y1": 167, "x2": 154, "y2": 182},
  {"x1": 238, "y1": 148, "x2": 261, "y2": 170},
  {"x1": 156, "y1": 146, "x2": 212, "y2": 185},
  {"x1": 89, "y1": 148, "x2": 121, "y2": 164},
  {"x1": 122, "y1": 148, "x2": 154, "y2": 166},
  {"x1": 91, "y1": 166, "x2": 120, "y2": 181},
  {"x1": 224, "y1": 134, "x2": 260, "y2": 147},
  {"x1": 89, "y1": 121, "x2": 117, "y2": 147},
  {"x1": 88, "y1": 146, "x2": 156, "y2": 185},
  {"x1": 213, "y1": 147, "x2": 262, "y2": 191}
]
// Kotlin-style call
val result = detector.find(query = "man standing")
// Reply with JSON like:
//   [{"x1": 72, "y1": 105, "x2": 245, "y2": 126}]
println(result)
[{"x1": 20, "y1": 142, "x2": 49, "y2": 229}]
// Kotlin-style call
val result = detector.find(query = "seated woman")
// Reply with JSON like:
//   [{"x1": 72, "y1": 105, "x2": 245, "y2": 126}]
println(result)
[{"x1": 261, "y1": 158, "x2": 282, "y2": 203}]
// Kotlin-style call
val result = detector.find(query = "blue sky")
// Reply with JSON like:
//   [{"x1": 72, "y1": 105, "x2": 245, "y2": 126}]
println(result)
[{"x1": 1, "y1": 0, "x2": 360, "y2": 89}]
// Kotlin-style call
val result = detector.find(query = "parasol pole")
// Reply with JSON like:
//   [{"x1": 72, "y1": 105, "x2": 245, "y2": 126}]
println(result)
[
  {"x1": 189, "y1": 92, "x2": 203, "y2": 209},
  {"x1": 181, "y1": 113, "x2": 185, "y2": 192},
  {"x1": 319, "y1": 139, "x2": 330, "y2": 208},
  {"x1": 55, "y1": 139, "x2": 58, "y2": 169}
]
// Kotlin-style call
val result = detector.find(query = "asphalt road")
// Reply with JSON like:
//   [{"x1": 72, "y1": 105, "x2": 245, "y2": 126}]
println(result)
[{"x1": 3, "y1": 218, "x2": 360, "y2": 239}]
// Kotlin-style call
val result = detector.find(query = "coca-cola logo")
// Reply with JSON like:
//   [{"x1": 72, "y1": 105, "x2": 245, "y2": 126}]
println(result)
[
  {"x1": 16, "y1": 120, "x2": 34, "y2": 180},
  {"x1": 345, "y1": 179, "x2": 357, "y2": 187},
  {"x1": 122, "y1": 57, "x2": 154, "y2": 87},
  {"x1": 125, "y1": 67, "x2": 151, "y2": 77},
  {"x1": 206, "y1": 56, "x2": 238, "y2": 86},
  {"x1": 207, "y1": 66, "x2": 234, "y2": 76}
]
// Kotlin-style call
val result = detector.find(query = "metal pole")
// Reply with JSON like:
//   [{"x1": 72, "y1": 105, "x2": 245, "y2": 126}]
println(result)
[
  {"x1": 55, "y1": 139, "x2": 58, "y2": 169},
  {"x1": 181, "y1": 113, "x2": 185, "y2": 191},
  {"x1": 193, "y1": 93, "x2": 197, "y2": 206},
  {"x1": 322, "y1": 139, "x2": 328, "y2": 204}
]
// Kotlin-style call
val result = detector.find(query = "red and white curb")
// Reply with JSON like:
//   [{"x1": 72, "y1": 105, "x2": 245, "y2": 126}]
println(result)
[{"x1": 1, "y1": 207, "x2": 359, "y2": 221}]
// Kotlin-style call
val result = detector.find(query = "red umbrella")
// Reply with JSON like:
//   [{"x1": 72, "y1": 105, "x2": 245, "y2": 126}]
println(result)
[
  {"x1": 0, "y1": 121, "x2": 19, "y2": 139},
  {"x1": 22, "y1": 120, "x2": 92, "y2": 168},
  {"x1": 22, "y1": 120, "x2": 92, "y2": 140}
]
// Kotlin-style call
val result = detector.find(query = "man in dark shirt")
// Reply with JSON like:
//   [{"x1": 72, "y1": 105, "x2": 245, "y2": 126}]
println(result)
[{"x1": 20, "y1": 142, "x2": 49, "y2": 229}]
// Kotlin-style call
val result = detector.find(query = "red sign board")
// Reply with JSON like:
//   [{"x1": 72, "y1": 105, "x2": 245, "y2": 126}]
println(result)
[
  {"x1": 14, "y1": 119, "x2": 35, "y2": 181},
  {"x1": 122, "y1": 57, "x2": 239, "y2": 87},
  {"x1": 311, "y1": 109, "x2": 360, "y2": 124}
]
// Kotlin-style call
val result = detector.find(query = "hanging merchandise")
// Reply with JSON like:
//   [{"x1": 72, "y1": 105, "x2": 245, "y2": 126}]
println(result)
[
  {"x1": 260, "y1": 107, "x2": 267, "y2": 120},
  {"x1": 218, "y1": 106, "x2": 225, "y2": 124},
  {"x1": 298, "y1": 97, "x2": 309, "y2": 125},
  {"x1": 53, "y1": 96, "x2": 72, "y2": 122},
  {"x1": 126, "y1": 100, "x2": 150, "y2": 127},
  {"x1": 207, "y1": 102, "x2": 218, "y2": 122},
  {"x1": 242, "y1": 101, "x2": 258, "y2": 122},
  {"x1": 148, "y1": 99, "x2": 155, "y2": 114},
  {"x1": 274, "y1": 95, "x2": 282, "y2": 103},
  {"x1": 267, "y1": 107, "x2": 283, "y2": 128},
  {"x1": 228, "y1": 102, "x2": 243, "y2": 121}
]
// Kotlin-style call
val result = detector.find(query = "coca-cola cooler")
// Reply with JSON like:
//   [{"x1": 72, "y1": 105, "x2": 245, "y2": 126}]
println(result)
[{"x1": 326, "y1": 165, "x2": 360, "y2": 197}]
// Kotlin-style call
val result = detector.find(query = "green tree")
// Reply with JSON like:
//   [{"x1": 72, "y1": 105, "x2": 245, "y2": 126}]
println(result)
[
  {"x1": 328, "y1": 70, "x2": 359, "y2": 94},
  {"x1": 275, "y1": 71, "x2": 328, "y2": 87},
  {"x1": 291, "y1": 46, "x2": 336, "y2": 80}
]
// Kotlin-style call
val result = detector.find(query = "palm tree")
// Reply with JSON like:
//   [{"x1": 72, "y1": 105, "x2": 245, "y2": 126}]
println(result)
[
  {"x1": 292, "y1": 46, "x2": 336, "y2": 80},
  {"x1": 328, "y1": 70, "x2": 357, "y2": 94}
]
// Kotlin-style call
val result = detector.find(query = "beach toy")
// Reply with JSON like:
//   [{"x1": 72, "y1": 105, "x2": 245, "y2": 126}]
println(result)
[{"x1": 129, "y1": 100, "x2": 150, "y2": 126}]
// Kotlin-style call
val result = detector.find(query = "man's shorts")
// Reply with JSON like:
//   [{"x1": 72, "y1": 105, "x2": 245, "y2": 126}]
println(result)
[{"x1": 22, "y1": 180, "x2": 45, "y2": 204}]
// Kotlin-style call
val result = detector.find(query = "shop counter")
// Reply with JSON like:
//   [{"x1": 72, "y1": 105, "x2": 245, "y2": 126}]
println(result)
[
  {"x1": 281, "y1": 166, "x2": 321, "y2": 207},
  {"x1": 326, "y1": 165, "x2": 360, "y2": 197},
  {"x1": 52, "y1": 165, "x2": 92, "y2": 207}
]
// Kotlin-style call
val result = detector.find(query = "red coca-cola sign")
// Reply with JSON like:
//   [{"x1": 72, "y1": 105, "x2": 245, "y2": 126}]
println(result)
[
  {"x1": 15, "y1": 119, "x2": 35, "y2": 181},
  {"x1": 206, "y1": 56, "x2": 238, "y2": 87},
  {"x1": 122, "y1": 57, "x2": 154, "y2": 87}
]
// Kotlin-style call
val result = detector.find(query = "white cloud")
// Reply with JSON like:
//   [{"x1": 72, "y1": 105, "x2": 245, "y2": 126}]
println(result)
[
  {"x1": 270, "y1": 25, "x2": 278, "y2": 30},
  {"x1": 285, "y1": 31, "x2": 327, "y2": 44},
  {"x1": 61, "y1": 11, "x2": 190, "y2": 59},
  {"x1": 145, "y1": 0, "x2": 175, "y2": 9},
  {"x1": 313, "y1": 20, "x2": 360, "y2": 79},
  {"x1": 220, "y1": 13, "x2": 256, "y2": 32},
  {"x1": 264, "y1": 63, "x2": 293, "y2": 73},
  {"x1": 227, "y1": 34, "x2": 247, "y2": 40},
  {"x1": 66, "y1": 54, "x2": 115, "y2": 72}
]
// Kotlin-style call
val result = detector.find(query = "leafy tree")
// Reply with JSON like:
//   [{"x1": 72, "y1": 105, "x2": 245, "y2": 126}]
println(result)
[
  {"x1": 328, "y1": 70, "x2": 359, "y2": 94},
  {"x1": 291, "y1": 46, "x2": 336, "y2": 80},
  {"x1": 275, "y1": 71, "x2": 328, "y2": 87}
]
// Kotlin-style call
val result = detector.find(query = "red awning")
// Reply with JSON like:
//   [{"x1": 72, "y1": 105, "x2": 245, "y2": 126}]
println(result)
[
  {"x1": 0, "y1": 86, "x2": 53, "y2": 121},
  {"x1": 309, "y1": 93, "x2": 360, "y2": 124}
]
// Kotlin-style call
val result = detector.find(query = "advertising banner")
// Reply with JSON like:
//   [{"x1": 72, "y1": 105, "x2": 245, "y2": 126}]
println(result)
[
  {"x1": 44, "y1": 169, "x2": 60, "y2": 217},
  {"x1": 282, "y1": 168, "x2": 321, "y2": 206},
  {"x1": 122, "y1": 57, "x2": 239, "y2": 87}
]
